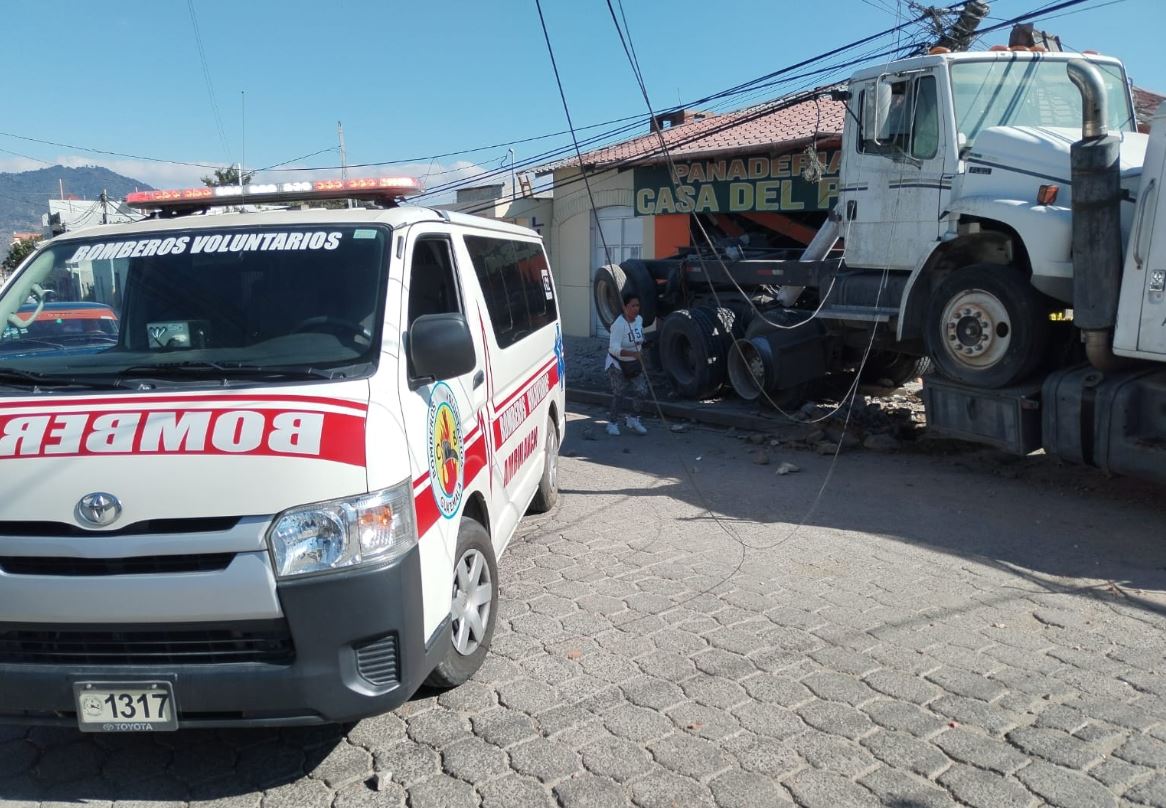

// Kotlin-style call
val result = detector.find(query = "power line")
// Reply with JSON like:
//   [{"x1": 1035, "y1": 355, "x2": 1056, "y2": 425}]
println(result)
[
  {"x1": 451, "y1": 0, "x2": 1115, "y2": 215},
  {"x1": 533, "y1": 0, "x2": 614, "y2": 267},
  {"x1": 186, "y1": 0, "x2": 232, "y2": 164},
  {"x1": 428, "y1": 6, "x2": 950, "y2": 208},
  {"x1": 266, "y1": 8, "x2": 940, "y2": 178},
  {"x1": 0, "y1": 147, "x2": 55, "y2": 167},
  {"x1": 451, "y1": 41, "x2": 919, "y2": 216},
  {"x1": 0, "y1": 131, "x2": 222, "y2": 169},
  {"x1": 254, "y1": 147, "x2": 338, "y2": 172}
]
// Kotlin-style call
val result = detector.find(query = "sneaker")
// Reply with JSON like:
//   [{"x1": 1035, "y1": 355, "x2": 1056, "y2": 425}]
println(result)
[
  {"x1": 605, "y1": 422, "x2": 621, "y2": 436},
  {"x1": 625, "y1": 416, "x2": 648, "y2": 435}
]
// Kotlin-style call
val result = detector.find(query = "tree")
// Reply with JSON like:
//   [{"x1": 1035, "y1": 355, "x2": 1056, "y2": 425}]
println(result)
[
  {"x1": 2, "y1": 238, "x2": 39, "y2": 273},
  {"x1": 201, "y1": 166, "x2": 254, "y2": 187}
]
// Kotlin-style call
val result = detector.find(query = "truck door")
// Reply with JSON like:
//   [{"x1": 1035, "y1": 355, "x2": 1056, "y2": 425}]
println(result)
[
  {"x1": 398, "y1": 227, "x2": 490, "y2": 642},
  {"x1": 1132, "y1": 158, "x2": 1165, "y2": 356},
  {"x1": 841, "y1": 71, "x2": 951, "y2": 272}
]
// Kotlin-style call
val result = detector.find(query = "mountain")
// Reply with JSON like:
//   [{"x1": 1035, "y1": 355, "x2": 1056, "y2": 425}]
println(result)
[{"x1": 0, "y1": 165, "x2": 153, "y2": 247}]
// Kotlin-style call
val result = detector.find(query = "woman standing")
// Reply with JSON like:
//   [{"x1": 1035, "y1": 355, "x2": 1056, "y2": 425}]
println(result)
[{"x1": 605, "y1": 292, "x2": 649, "y2": 436}]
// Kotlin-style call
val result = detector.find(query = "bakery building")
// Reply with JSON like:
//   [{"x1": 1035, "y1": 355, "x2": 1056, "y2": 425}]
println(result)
[{"x1": 535, "y1": 97, "x2": 846, "y2": 337}]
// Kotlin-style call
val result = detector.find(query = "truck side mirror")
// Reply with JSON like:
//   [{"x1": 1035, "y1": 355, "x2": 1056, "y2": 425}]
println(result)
[
  {"x1": 408, "y1": 312, "x2": 476, "y2": 381},
  {"x1": 861, "y1": 76, "x2": 893, "y2": 146}
]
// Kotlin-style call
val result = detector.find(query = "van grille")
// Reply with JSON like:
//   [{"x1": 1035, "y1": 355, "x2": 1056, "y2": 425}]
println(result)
[
  {"x1": 0, "y1": 517, "x2": 242, "y2": 538},
  {"x1": 0, "y1": 622, "x2": 294, "y2": 666},
  {"x1": 0, "y1": 554, "x2": 235, "y2": 577},
  {"x1": 354, "y1": 633, "x2": 399, "y2": 686}
]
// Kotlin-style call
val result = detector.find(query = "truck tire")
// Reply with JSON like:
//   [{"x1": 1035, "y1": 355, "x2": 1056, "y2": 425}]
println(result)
[
  {"x1": 425, "y1": 518, "x2": 498, "y2": 689},
  {"x1": 924, "y1": 264, "x2": 1050, "y2": 389},
  {"x1": 658, "y1": 309, "x2": 723, "y2": 399},
  {"x1": 621, "y1": 260, "x2": 658, "y2": 328},
  {"x1": 726, "y1": 336, "x2": 811, "y2": 411},
  {"x1": 593, "y1": 264, "x2": 627, "y2": 331},
  {"x1": 592, "y1": 261, "x2": 657, "y2": 329},
  {"x1": 694, "y1": 305, "x2": 744, "y2": 354},
  {"x1": 527, "y1": 415, "x2": 559, "y2": 514},
  {"x1": 860, "y1": 352, "x2": 932, "y2": 388}
]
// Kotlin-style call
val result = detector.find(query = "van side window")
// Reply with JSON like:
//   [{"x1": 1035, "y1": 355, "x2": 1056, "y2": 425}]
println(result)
[
  {"x1": 463, "y1": 236, "x2": 556, "y2": 349},
  {"x1": 407, "y1": 238, "x2": 461, "y2": 325}
]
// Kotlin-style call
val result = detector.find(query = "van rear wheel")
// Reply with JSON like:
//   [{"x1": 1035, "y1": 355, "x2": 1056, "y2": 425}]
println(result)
[
  {"x1": 425, "y1": 519, "x2": 498, "y2": 689},
  {"x1": 527, "y1": 415, "x2": 560, "y2": 514}
]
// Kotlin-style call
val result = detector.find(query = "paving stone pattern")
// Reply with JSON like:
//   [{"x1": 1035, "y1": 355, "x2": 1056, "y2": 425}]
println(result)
[{"x1": 3, "y1": 416, "x2": 1166, "y2": 807}]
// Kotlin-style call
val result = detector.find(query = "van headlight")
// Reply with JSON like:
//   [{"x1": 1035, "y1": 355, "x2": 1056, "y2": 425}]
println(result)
[{"x1": 267, "y1": 480, "x2": 417, "y2": 578}]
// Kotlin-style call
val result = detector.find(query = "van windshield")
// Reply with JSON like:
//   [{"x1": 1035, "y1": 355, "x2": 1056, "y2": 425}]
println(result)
[
  {"x1": 951, "y1": 58, "x2": 1134, "y2": 148},
  {"x1": 0, "y1": 225, "x2": 388, "y2": 388}
]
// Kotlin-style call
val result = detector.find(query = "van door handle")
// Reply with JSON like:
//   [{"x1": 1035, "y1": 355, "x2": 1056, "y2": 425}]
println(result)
[{"x1": 472, "y1": 370, "x2": 485, "y2": 389}]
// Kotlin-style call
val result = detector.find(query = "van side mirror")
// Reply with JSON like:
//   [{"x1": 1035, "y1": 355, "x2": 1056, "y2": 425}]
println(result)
[
  {"x1": 861, "y1": 76, "x2": 892, "y2": 147},
  {"x1": 408, "y1": 313, "x2": 476, "y2": 381}
]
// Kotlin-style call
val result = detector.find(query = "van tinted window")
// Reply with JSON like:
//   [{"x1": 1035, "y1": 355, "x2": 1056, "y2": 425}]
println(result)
[{"x1": 463, "y1": 236, "x2": 556, "y2": 349}]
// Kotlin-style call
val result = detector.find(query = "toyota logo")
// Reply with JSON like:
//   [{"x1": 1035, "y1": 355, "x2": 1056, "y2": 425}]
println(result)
[{"x1": 76, "y1": 493, "x2": 123, "y2": 527}]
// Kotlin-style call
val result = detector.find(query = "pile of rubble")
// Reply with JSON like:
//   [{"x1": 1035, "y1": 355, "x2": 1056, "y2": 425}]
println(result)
[{"x1": 796, "y1": 383, "x2": 929, "y2": 453}]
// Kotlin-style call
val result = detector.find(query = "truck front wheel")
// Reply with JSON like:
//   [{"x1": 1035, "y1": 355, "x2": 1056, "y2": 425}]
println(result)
[{"x1": 924, "y1": 265, "x2": 1050, "y2": 389}]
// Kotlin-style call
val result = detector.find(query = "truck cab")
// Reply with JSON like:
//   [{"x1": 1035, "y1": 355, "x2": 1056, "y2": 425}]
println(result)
[{"x1": 838, "y1": 50, "x2": 1144, "y2": 386}]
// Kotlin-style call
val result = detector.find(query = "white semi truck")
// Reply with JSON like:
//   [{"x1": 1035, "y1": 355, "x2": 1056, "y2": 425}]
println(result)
[{"x1": 596, "y1": 46, "x2": 1166, "y2": 484}]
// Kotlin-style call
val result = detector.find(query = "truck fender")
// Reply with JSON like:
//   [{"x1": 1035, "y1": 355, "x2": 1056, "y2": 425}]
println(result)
[{"x1": 896, "y1": 198, "x2": 1073, "y2": 341}]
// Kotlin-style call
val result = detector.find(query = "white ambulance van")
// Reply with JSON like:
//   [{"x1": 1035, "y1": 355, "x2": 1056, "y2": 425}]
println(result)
[{"x1": 0, "y1": 177, "x2": 565, "y2": 730}]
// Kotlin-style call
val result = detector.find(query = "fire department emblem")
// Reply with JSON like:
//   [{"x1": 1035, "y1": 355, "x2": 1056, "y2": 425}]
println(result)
[{"x1": 427, "y1": 383, "x2": 464, "y2": 519}]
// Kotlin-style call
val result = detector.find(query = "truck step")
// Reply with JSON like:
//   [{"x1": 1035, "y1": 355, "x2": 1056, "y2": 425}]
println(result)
[
  {"x1": 920, "y1": 376, "x2": 1043, "y2": 455},
  {"x1": 815, "y1": 305, "x2": 899, "y2": 323}
]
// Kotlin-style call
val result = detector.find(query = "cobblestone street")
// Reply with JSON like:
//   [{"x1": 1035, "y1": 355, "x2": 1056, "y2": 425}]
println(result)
[{"x1": 3, "y1": 408, "x2": 1166, "y2": 807}]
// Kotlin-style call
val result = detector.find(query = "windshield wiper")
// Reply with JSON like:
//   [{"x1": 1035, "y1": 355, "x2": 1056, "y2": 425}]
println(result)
[
  {"x1": 116, "y1": 361, "x2": 351, "y2": 383},
  {"x1": 0, "y1": 367, "x2": 129, "y2": 391}
]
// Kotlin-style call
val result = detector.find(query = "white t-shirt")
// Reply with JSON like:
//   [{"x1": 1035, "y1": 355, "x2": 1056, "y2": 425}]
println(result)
[{"x1": 605, "y1": 315, "x2": 644, "y2": 370}]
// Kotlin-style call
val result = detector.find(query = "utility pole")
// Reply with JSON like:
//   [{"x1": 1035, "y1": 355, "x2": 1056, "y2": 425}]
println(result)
[
  {"x1": 927, "y1": 1, "x2": 990, "y2": 52},
  {"x1": 240, "y1": 90, "x2": 247, "y2": 205},
  {"x1": 339, "y1": 121, "x2": 353, "y2": 209},
  {"x1": 100, "y1": 189, "x2": 108, "y2": 225},
  {"x1": 58, "y1": 178, "x2": 64, "y2": 200},
  {"x1": 509, "y1": 148, "x2": 516, "y2": 203}
]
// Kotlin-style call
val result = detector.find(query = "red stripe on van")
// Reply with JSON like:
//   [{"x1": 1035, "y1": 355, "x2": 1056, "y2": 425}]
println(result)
[
  {"x1": 0, "y1": 394, "x2": 368, "y2": 413},
  {"x1": 492, "y1": 357, "x2": 557, "y2": 412},
  {"x1": 413, "y1": 432, "x2": 488, "y2": 538},
  {"x1": 492, "y1": 361, "x2": 559, "y2": 447}
]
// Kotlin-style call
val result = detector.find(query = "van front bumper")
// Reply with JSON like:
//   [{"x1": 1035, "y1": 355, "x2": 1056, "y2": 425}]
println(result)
[{"x1": 0, "y1": 545, "x2": 450, "y2": 728}]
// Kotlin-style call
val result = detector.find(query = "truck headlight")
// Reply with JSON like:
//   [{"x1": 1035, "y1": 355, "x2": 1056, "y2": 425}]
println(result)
[{"x1": 267, "y1": 480, "x2": 417, "y2": 578}]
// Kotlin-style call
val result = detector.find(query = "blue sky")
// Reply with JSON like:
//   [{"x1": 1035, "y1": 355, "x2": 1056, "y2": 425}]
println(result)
[{"x1": 0, "y1": 0, "x2": 1161, "y2": 197}]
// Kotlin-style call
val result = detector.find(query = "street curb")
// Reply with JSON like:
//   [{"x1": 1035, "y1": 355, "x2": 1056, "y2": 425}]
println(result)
[{"x1": 566, "y1": 386, "x2": 801, "y2": 435}]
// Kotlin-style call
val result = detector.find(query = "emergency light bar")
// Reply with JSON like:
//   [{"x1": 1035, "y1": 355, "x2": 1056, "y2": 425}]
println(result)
[{"x1": 125, "y1": 176, "x2": 424, "y2": 212}]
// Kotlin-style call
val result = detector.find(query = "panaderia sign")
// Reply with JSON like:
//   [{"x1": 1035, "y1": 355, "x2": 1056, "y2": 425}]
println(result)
[{"x1": 633, "y1": 150, "x2": 841, "y2": 217}]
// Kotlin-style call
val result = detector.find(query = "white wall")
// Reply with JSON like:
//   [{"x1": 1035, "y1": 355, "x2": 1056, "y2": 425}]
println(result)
[{"x1": 548, "y1": 167, "x2": 639, "y2": 337}]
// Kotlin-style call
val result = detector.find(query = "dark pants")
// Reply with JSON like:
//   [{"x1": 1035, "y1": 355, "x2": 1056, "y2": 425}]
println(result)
[{"x1": 607, "y1": 366, "x2": 649, "y2": 421}]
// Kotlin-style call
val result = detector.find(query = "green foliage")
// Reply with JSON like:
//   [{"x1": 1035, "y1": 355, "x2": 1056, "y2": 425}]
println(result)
[
  {"x1": 2, "y1": 238, "x2": 39, "y2": 272},
  {"x1": 201, "y1": 166, "x2": 255, "y2": 187}
]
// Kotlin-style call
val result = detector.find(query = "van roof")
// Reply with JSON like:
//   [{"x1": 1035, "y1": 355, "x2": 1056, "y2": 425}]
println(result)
[{"x1": 47, "y1": 204, "x2": 541, "y2": 244}]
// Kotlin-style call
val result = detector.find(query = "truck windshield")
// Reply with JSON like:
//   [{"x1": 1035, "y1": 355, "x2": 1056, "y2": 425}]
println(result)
[
  {"x1": 951, "y1": 59, "x2": 1134, "y2": 148},
  {"x1": 0, "y1": 225, "x2": 388, "y2": 387}
]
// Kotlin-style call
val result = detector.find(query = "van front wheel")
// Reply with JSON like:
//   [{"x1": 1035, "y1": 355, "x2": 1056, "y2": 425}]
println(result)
[{"x1": 425, "y1": 519, "x2": 498, "y2": 689}]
